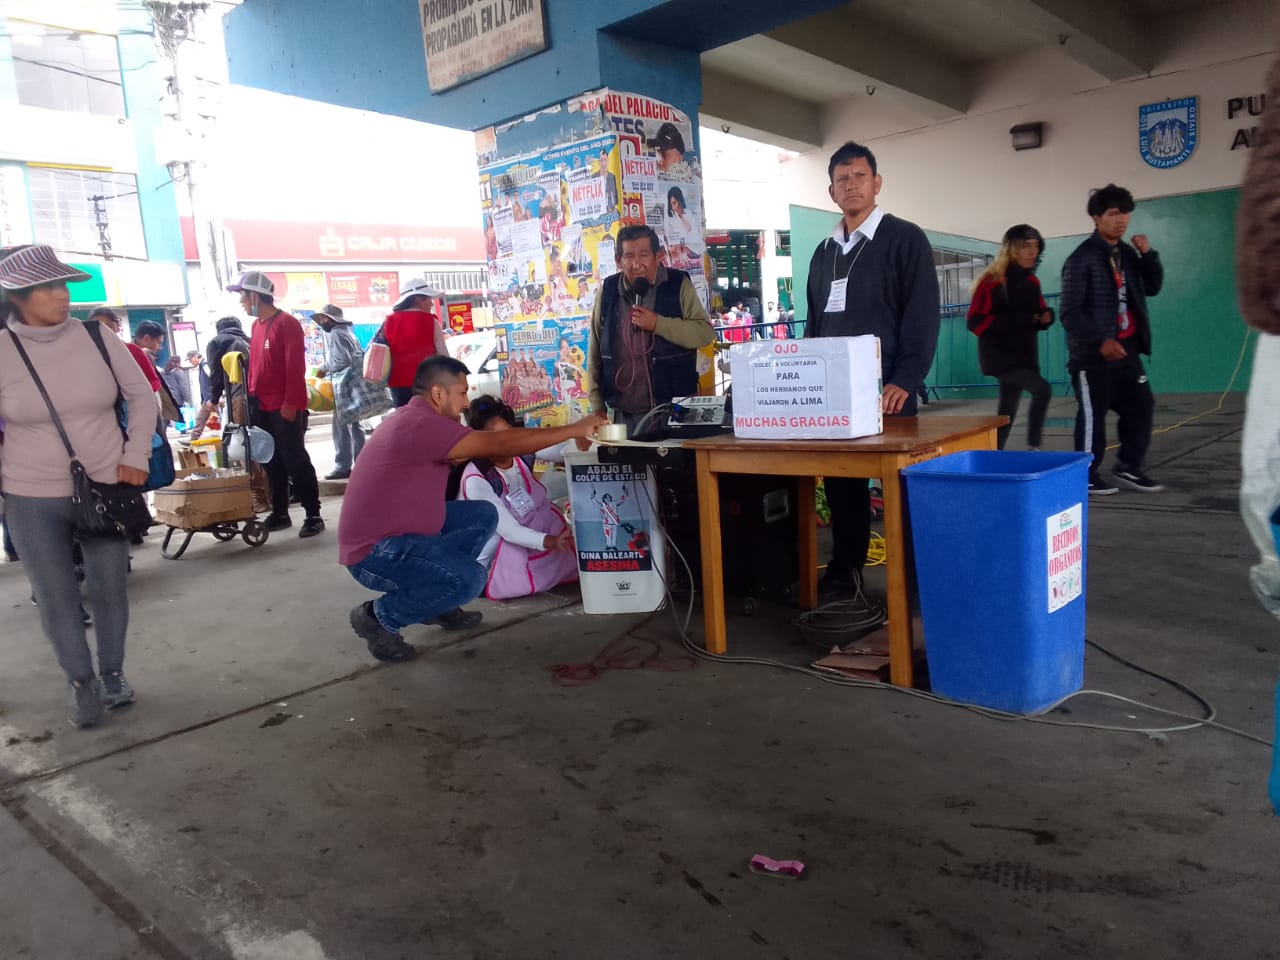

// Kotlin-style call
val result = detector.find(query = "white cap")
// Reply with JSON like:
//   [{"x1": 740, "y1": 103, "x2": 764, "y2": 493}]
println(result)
[
  {"x1": 226, "y1": 271, "x2": 274, "y2": 296},
  {"x1": 394, "y1": 277, "x2": 443, "y2": 310}
]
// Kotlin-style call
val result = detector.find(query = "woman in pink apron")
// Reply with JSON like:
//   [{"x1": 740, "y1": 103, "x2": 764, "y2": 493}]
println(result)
[{"x1": 458, "y1": 396, "x2": 578, "y2": 600}]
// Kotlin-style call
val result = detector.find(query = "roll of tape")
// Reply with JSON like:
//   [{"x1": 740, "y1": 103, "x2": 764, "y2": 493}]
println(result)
[{"x1": 597, "y1": 423, "x2": 628, "y2": 443}]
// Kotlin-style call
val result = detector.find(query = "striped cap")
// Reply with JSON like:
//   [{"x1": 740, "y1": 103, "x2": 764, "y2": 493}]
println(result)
[{"x1": 0, "y1": 245, "x2": 91, "y2": 291}]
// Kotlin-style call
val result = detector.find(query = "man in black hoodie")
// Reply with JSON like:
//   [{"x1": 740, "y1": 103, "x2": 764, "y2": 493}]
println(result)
[
  {"x1": 200, "y1": 315, "x2": 251, "y2": 426},
  {"x1": 1060, "y1": 183, "x2": 1164, "y2": 495}
]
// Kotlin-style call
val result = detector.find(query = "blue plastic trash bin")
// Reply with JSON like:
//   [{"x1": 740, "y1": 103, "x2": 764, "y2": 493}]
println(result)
[{"x1": 902, "y1": 451, "x2": 1092, "y2": 714}]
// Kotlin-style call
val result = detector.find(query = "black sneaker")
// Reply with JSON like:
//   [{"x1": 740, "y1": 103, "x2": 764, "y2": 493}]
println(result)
[
  {"x1": 819, "y1": 563, "x2": 862, "y2": 596},
  {"x1": 1113, "y1": 467, "x2": 1164, "y2": 492},
  {"x1": 426, "y1": 607, "x2": 483, "y2": 631},
  {"x1": 67, "y1": 676, "x2": 104, "y2": 729},
  {"x1": 1088, "y1": 474, "x2": 1119, "y2": 496},
  {"x1": 101, "y1": 672, "x2": 135, "y2": 708},
  {"x1": 264, "y1": 514, "x2": 292, "y2": 532},
  {"x1": 350, "y1": 601, "x2": 417, "y2": 663},
  {"x1": 324, "y1": 469, "x2": 350, "y2": 480},
  {"x1": 299, "y1": 516, "x2": 325, "y2": 538}
]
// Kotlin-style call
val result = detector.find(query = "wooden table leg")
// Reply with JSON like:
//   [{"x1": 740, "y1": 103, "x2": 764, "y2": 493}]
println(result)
[
  {"x1": 797, "y1": 476, "x2": 818, "y2": 609},
  {"x1": 695, "y1": 452, "x2": 727, "y2": 654},
  {"x1": 881, "y1": 460, "x2": 915, "y2": 688}
]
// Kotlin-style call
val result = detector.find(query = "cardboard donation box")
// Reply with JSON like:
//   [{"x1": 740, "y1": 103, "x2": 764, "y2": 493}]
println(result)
[
  {"x1": 154, "y1": 470, "x2": 253, "y2": 530},
  {"x1": 730, "y1": 336, "x2": 883, "y2": 440}
]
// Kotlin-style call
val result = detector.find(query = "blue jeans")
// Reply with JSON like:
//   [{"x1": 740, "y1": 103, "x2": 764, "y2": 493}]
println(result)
[
  {"x1": 331, "y1": 414, "x2": 365, "y2": 473},
  {"x1": 347, "y1": 501, "x2": 497, "y2": 631}
]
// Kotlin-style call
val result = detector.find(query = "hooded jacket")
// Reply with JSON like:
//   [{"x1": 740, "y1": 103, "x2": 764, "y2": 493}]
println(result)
[{"x1": 206, "y1": 319, "x2": 250, "y2": 408}]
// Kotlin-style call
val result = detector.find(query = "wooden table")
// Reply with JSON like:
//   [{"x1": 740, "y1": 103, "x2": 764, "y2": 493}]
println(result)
[{"x1": 684, "y1": 416, "x2": 1005, "y2": 687}]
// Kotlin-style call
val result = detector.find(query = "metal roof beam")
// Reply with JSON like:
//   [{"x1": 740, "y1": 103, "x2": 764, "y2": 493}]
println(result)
[
  {"x1": 765, "y1": 8, "x2": 970, "y2": 119},
  {"x1": 700, "y1": 68, "x2": 824, "y2": 152}
]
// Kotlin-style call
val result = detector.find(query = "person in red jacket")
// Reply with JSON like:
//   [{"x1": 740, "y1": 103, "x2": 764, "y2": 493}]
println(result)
[
  {"x1": 383, "y1": 278, "x2": 447, "y2": 407},
  {"x1": 965, "y1": 224, "x2": 1054, "y2": 451},
  {"x1": 90, "y1": 307, "x2": 162, "y2": 394},
  {"x1": 226, "y1": 271, "x2": 324, "y2": 538}
]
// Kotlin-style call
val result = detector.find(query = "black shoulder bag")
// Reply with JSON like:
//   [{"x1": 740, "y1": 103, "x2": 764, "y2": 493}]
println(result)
[{"x1": 7, "y1": 330, "x2": 151, "y2": 539}]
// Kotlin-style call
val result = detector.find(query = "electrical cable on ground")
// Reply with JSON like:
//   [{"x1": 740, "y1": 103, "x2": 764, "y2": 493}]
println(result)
[{"x1": 558, "y1": 468, "x2": 1273, "y2": 749}]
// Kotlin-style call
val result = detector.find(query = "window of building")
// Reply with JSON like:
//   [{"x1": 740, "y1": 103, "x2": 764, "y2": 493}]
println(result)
[
  {"x1": 775, "y1": 230, "x2": 791, "y2": 257},
  {"x1": 933, "y1": 247, "x2": 992, "y2": 310},
  {"x1": 27, "y1": 167, "x2": 146, "y2": 260},
  {"x1": 9, "y1": 22, "x2": 126, "y2": 117},
  {"x1": 419, "y1": 269, "x2": 486, "y2": 296}
]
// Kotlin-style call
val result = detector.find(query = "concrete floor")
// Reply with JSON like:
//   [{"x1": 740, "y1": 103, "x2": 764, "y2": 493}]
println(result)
[{"x1": 1, "y1": 391, "x2": 1277, "y2": 960}]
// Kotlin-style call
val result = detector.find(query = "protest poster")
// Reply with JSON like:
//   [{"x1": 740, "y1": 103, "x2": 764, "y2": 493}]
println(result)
[{"x1": 570, "y1": 464, "x2": 654, "y2": 572}]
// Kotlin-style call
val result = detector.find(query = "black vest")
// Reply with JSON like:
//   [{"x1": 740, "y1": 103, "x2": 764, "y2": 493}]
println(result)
[{"x1": 598, "y1": 268, "x2": 698, "y2": 410}]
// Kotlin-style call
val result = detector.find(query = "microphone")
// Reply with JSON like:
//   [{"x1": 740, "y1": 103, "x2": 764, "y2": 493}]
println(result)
[{"x1": 630, "y1": 277, "x2": 652, "y2": 306}]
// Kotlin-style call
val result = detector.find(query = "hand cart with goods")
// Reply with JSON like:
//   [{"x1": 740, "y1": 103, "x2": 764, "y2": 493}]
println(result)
[{"x1": 155, "y1": 423, "x2": 274, "y2": 559}]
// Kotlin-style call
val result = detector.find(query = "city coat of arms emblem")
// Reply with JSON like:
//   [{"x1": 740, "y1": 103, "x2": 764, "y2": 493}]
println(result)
[{"x1": 1139, "y1": 97, "x2": 1198, "y2": 169}]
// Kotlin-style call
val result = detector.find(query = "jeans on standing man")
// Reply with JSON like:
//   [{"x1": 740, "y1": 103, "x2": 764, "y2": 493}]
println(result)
[
  {"x1": 332, "y1": 415, "x2": 365, "y2": 476},
  {"x1": 314, "y1": 303, "x2": 367, "y2": 479}
]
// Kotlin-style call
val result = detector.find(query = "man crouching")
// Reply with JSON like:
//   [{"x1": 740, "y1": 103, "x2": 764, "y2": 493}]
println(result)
[{"x1": 338, "y1": 355, "x2": 607, "y2": 662}]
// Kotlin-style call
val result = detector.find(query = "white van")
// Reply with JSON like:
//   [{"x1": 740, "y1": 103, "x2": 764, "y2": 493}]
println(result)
[{"x1": 446, "y1": 331, "x2": 500, "y2": 401}]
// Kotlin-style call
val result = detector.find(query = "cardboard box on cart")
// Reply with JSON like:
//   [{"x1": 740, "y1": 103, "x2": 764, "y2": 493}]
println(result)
[
  {"x1": 153, "y1": 469, "x2": 253, "y2": 530},
  {"x1": 730, "y1": 335, "x2": 883, "y2": 440}
]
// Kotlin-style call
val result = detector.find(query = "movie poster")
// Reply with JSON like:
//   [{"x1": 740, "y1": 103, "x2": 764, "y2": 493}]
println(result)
[{"x1": 495, "y1": 316, "x2": 591, "y2": 428}]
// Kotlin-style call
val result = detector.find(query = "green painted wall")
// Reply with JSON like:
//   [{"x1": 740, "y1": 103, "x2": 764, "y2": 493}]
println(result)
[{"x1": 788, "y1": 188, "x2": 1252, "y2": 395}]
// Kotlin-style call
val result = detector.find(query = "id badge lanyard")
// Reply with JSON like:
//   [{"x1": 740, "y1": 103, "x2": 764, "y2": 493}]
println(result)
[
  {"x1": 1110, "y1": 250, "x2": 1132, "y2": 335},
  {"x1": 824, "y1": 236, "x2": 869, "y2": 314},
  {"x1": 504, "y1": 460, "x2": 536, "y2": 519}
]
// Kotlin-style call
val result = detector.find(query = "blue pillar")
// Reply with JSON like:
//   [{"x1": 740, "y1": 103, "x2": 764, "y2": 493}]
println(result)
[{"x1": 223, "y1": 0, "x2": 848, "y2": 134}]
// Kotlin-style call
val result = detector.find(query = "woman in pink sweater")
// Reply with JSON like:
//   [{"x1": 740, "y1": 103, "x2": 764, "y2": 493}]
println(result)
[{"x1": 0, "y1": 245, "x2": 155, "y2": 728}]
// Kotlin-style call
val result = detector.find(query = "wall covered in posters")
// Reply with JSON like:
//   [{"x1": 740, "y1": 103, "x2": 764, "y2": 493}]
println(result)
[
  {"x1": 475, "y1": 88, "x2": 708, "y2": 426},
  {"x1": 480, "y1": 133, "x2": 618, "y2": 326}
]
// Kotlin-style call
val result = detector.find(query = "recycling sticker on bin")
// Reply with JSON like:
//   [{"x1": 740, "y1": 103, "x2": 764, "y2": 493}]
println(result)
[{"x1": 1047, "y1": 503, "x2": 1084, "y2": 613}]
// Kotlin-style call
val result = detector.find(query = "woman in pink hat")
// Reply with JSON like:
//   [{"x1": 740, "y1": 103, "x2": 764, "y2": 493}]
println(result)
[{"x1": 0, "y1": 245, "x2": 155, "y2": 728}]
